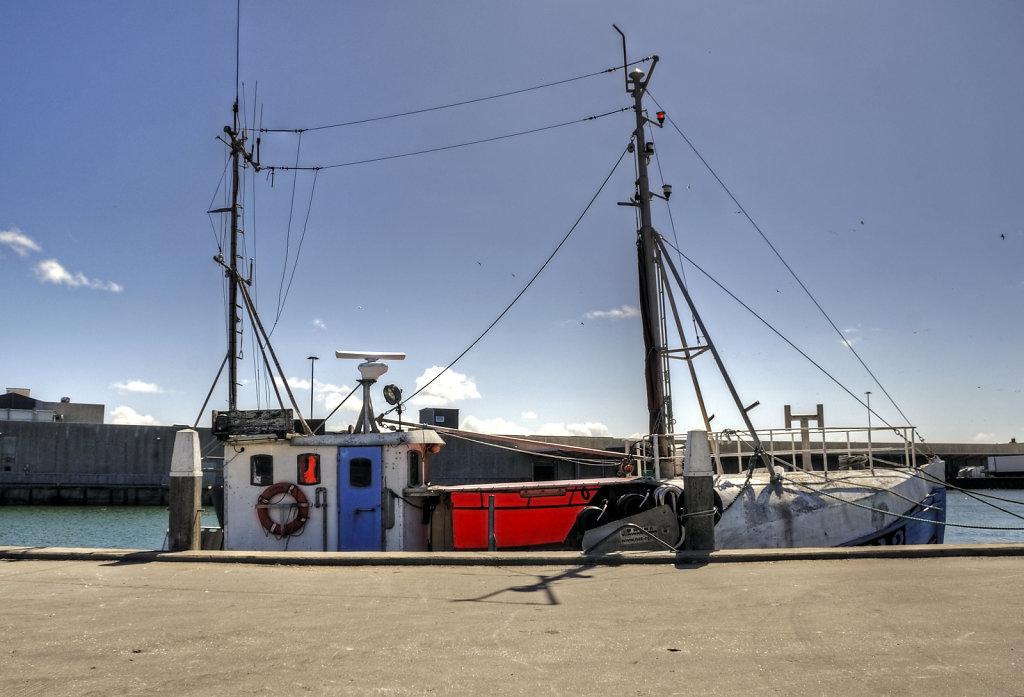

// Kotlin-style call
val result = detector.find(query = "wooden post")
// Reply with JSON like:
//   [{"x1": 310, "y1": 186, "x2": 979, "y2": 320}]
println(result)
[
  {"x1": 683, "y1": 430, "x2": 715, "y2": 551},
  {"x1": 168, "y1": 429, "x2": 202, "y2": 551}
]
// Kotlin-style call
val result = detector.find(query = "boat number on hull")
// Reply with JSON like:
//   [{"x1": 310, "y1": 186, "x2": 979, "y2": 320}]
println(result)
[{"x1": 864, "y1": 525, "x2": 906, "y2": 546}]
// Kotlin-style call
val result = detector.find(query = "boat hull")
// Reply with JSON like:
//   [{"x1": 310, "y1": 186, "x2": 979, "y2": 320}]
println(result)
[
  {"x1": 712, "y1": 460, "x2": 946, "y2": 549},
  {"x1": 435, "y1": 461, "x2": 946, "y2": 551}
]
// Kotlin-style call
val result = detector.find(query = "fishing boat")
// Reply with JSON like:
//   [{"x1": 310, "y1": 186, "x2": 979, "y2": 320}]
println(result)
[{"x1": 201, "y1": 40, "x2": 945, "y2": 553}]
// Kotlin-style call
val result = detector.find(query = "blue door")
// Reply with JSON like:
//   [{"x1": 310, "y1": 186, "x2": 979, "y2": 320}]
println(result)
[{"x1": 337, "y1": 447, "x2": 382, "y2": 551}]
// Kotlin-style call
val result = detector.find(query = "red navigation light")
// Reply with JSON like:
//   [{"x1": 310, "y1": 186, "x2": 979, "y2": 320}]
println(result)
[{"x1": 656, "y1": 111, "x2": 666, "y2": 126}]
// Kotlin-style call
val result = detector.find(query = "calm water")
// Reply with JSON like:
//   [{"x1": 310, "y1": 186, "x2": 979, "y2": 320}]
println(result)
[
  {"x1": 0, "y1": 506, "x2": 220, "y2": 550},
  {"x1": 942, "y1": 488, "x2": 1024, "y2": 544},
  {"x1": 0, "y1": 489, "x2": 1022, "y2": 549}
]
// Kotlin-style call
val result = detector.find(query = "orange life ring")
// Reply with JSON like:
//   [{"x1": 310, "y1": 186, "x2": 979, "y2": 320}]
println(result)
[{"x1": 256, "y1": 482, "x2": 310, "y2": 537}]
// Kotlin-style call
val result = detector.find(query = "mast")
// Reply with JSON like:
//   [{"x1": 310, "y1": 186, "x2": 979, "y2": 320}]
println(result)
[
  {"x1": 614, "y1": 33, "x2": 775, "y2": 480},
  {"x1": 628, "y1": 62, "x2": 672, "y2": 441},
  {"x1": 226, "y1": 102, "x2": 241, "y2": 411},
  {"x1": 612, "y1": 36, "x2": 674, "y2": 456},
  {"x1": 222, "y1": 99, "x2": 260, "y2": 412}
]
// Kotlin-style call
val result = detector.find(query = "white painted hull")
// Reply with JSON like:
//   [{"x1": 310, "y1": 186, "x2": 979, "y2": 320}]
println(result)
[{"x1": 710, "y1": 460, "x2": 945, "y2": 549}]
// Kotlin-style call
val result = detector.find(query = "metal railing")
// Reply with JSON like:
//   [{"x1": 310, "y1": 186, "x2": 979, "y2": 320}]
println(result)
[{"x1": 635, "y1": 425, "x2": 924, "y2": 478}]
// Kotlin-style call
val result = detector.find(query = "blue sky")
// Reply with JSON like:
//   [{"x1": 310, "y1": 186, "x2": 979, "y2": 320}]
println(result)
[{"x1": 1, "y1": 1, "x2": 1021, "y2": 444}]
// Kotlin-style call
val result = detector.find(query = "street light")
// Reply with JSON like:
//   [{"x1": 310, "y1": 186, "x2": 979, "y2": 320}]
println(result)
[
  {"x1": 308, "y1": 356, "x2": 319, "y2": 421},
  {"x1": 865, "y1": 391, "x2": 874, "y2": 474}
]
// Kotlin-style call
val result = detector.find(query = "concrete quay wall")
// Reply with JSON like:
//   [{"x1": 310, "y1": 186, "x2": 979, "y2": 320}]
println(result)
[{"x1": 0, "y1": 422, "x2": 220, "y2": 505}]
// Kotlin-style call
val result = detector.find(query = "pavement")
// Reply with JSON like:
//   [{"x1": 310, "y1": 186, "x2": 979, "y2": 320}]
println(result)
[{"x1": 2, "y1": 544, "x2": 1024, "y2": 696}]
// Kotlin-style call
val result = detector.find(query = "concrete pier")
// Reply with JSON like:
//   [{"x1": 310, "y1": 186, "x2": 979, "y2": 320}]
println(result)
[{"x1": 2, "y1": 545, "x2": 1023, "y2": 695}]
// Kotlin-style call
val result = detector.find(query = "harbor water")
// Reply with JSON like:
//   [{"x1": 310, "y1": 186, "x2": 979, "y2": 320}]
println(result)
[{"x1": 0, "y1": 489, "x2": 1022, "y2": 550}]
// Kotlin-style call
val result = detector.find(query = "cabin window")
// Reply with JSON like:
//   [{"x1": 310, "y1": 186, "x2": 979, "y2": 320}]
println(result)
[
  {"x1": 533, "y1": 462, "x2": 557, "y2": 482},
  {"x1": 349, "y1": 458, "x2": 373, "y2": 488},
  {"x1": 297, "y1": 453, "x2": 320, "y2": 485},
  {"x1": 250, "y1": 454, "x2": 274, "y2": 486},
  {"x1": 407, "y1": 450, "x2": 422, "y2": 487}
]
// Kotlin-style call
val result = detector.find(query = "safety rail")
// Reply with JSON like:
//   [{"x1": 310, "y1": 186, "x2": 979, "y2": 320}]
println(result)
[{"x1": 635, "y1": 425, "x2": 924, "y2": 477}]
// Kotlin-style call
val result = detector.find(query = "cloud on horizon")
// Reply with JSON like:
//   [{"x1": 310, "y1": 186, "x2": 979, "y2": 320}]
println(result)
[
  {"x1": 536, "y1": 421, "x2": 611, "y2": 437},
  {"x1": 461, "y1": 415, "x2": 529, "y2": 435},
  {"x1": 316, "y1": 381, "x2": 362, "y2": 414},
  {"x1": 460, "y1": 415, "x2": 611, "y2": 437},
  {"x1": 410, "y1": 366, "x2": 481, "y2": 407},
  {"x1": 109, "y1": 405, "x2": 160, "y2": 426}
]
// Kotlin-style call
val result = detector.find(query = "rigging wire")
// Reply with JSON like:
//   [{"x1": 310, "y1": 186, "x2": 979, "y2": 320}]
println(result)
[
  {"x1": 234, "y1": 0, "x2": 240, "y2": 103},
  {"x1": 262, "y1": 108, "x2": 630, "y2": 172},
  {"x1": 647, "y1": 90, "x2": 918, "y2": 437},
  {"x1": 260, "y1": 57, "x2": 655, "y2": 133},
  {"x1": 439, "y1": 429, "x2": 627, "y2": 469},
  {"x1": 274, "y1": 131, "x2": 304, "y2": 328},
  {"x1": 646, "y1": 123, "x2": 690, "y2": 293},
  {"x1": 658, "y1": 235, "x2": 902, "y2": 434},
  {"x1": 779, "y1": 474, "x2": 1024, "y2": 531},
  {"x1": 206, "y1": 157, "x2": 232, "y2": 253},
  {"x1": 274, "y1": 168, "x2": 320, "y2": 335},
  {"x1": 384, "y1": 143, "x2": 633, "y2": 413}
]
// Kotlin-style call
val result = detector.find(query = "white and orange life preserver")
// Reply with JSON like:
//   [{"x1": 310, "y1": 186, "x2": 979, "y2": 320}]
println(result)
[{"x1": 255, "y1": 482, "x2": 310, "y2": 537}]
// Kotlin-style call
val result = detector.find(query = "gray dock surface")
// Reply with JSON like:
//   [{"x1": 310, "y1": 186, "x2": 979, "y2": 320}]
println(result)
[{"x1": 2, "y1": 545, "x2": 1023, "y2": 696}]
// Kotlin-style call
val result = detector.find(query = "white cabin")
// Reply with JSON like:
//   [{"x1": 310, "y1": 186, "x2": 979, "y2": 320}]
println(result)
[{"x1": 222, "y1": 429, "x2": 444, "y2": 552}]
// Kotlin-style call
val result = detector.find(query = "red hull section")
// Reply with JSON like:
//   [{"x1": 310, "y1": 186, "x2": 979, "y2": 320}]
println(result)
[{"x1": 448, "y1": 483, "x2": 607, "y2": 550}]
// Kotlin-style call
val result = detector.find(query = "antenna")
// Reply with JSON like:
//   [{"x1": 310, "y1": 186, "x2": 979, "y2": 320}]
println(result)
[
  {"x1": 335, "y1": 351, "x2": 407, "y2": 361},
  {"x1": 613, "y1": 24, "x2": 629, "y2": 93},
  {"x1": 336, "y1": 351, "x2": 406, "y2": 433}
]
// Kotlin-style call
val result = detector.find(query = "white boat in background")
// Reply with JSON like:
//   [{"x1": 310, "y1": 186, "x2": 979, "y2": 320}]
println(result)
[{"x1": 202, "y1": 37, "x2": 945, "y2": 554}]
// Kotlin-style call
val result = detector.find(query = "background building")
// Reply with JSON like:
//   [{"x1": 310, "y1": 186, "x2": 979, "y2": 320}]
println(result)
[{"x1": 0, "y1": 388, "x2": 105, "y2": 424}]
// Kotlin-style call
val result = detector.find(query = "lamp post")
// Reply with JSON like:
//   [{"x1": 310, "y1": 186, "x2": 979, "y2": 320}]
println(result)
[
  {"x1": 865, "y1": 391, "x2": 874, "y2": 474},
  {"x1": 308, "y1": 356, "x2": 319, "y2": 421}
]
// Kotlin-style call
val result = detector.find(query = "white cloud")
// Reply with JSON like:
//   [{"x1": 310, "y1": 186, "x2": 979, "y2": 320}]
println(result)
[
  {"x1": 276, "y1": 376, "x2": 311, "y2": 391},
  {"x1": 410, "y1": 366, "x2": 481, "y2": 407},
  {"x1": 841, "y1": 326, "x2": 862, "y2": 347},
  {"x1": 584, "y1": 305, "x2": 640, "y2": 321},
  {"x1": 459, "y1": 416, "x2": 611, "y2": 437},
  {"x1": 521, "y1": 411, "x2": 537, "y2": 420},
  {"x1": 111, "y1": 380, "x2": 165, "y2": 394},
  {"x1": 972, "y1": 432, "x2": 996, "y2": 443},
  {"x1": 34, "y1": 258, "x2": 123, "y2": 292},
  {"x1": 0, "y1": 227, "x2": 42, "y2": 257},
  {"x1": 109, "y1": 405, "x2": 160, "y2": 426},
  {"x1": 318, "y1": 381, "x2": 362, "y2": 414},
  {"x1": 461, "y1": 415, "x2": 529, "y2": 435},
  {"x1": 536, "y1": 421, "x2": 611, "y2": 437},
  {"x1": 313, "y1": 318, "x2": 326, "y2": 329}
]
